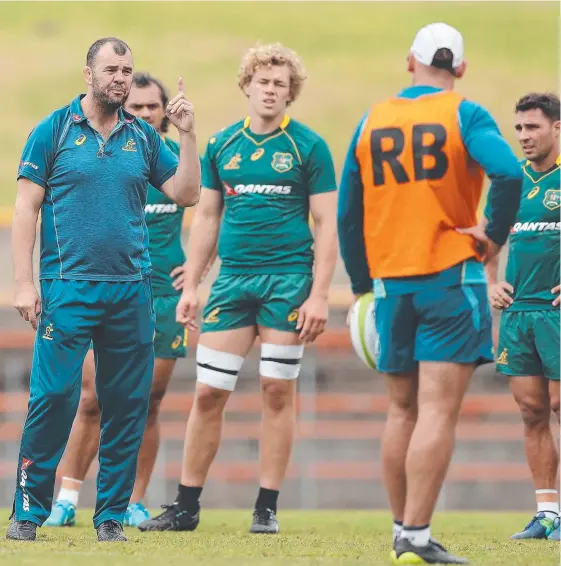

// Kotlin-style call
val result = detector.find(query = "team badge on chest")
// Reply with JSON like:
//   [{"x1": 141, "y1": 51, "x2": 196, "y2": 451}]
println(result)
[
  {"x1": 543, "y1": 189, "x2": 560, "y2": 211},
  {"x1": 271, "y1": 152, "x2": 293, "y2": 173}
]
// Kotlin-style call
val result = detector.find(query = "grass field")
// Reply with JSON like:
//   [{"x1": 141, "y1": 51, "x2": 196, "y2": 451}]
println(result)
[
  {"x1": 0, "y1": 1, "x2": 558, "y2": 210},
  {"x1": 0, "y1": 510, "x2": 558, "y2": 565}
]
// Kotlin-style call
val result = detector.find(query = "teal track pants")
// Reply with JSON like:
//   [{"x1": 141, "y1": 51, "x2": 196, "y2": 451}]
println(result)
[{"x1": 12, "y1": 278, "x2": 156, "y2": 528}]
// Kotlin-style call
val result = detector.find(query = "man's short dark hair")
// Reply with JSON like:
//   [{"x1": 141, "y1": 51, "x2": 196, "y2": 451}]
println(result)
[
  {"x1": 515, "y1": 92, "x2": 560, "y2": 122},
  {"x1": 86, "y1": 37, "x2": 131, "y2": 67},
  {"x1": 132, "y1": 72, "x2": 170, "y2": 133},
  {"x1": 431, "y1": 48, "x2": 456, "y2": 76}
]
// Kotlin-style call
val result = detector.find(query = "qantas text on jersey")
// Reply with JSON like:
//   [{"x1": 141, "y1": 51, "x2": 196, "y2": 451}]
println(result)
[
  {"x1": 511, "y1": 221, "x2": 561, "y2": 233},
  {"x1": 145, "y1": 204, "x2": 178, "y2": 214},
  {"x1": 223, "y1": 182, "x2": 293, "y2": 196}
]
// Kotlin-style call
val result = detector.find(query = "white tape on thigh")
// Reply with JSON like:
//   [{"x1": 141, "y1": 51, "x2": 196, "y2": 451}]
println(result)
[
  {"x1": 260, "y1": 343, "x2": 305, "y2": 380},
  {"x1": 196, "y1": 344, "x2": 244, "y2": 392}
]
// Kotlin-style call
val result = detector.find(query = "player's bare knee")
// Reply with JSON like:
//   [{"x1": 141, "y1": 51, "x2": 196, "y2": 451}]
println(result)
[
  {"x1": 517, "y1": 396, "x2": 550, "y2": 428},
  {"x1": 385, "y1": 373, "x2": 418, "y2": 421},
  {"x1": 78, "y1": 391, "x2": 100, "y2": 421},
  {"x1": 147, "y1": 389, "x2": 166, "y2": 421},
  {"x1": 418, "y1": 401, "x2": 459, "y2": 428},
  {"x1": 194, "y1": 384, "x2": 229, "y2": 415},
  {"x1": 261, "y1": 379, "x2": 294, "y2": 414},
  {"x1": 389, "y1": 399, "x2": 418, "y2": 423},
  {"x1": 388, "y1": 387, "x2": 418, "y2": 419}
]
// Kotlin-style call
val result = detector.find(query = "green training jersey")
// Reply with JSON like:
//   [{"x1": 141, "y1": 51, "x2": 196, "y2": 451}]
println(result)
[
  {"x1": 146, "y1": 137, "x2": 185, "y2": 296},
  {"x1": 202, "y1": 116, "x2": 337, "y2": 275},
  {"x1": 505, "y1": 157, "x2": 560, "y2": 311}
]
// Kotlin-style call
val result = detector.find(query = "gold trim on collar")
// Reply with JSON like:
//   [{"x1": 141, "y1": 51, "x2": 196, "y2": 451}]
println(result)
[{"x1": 243, "y1": 115, "x2": 290, "y2": 130}]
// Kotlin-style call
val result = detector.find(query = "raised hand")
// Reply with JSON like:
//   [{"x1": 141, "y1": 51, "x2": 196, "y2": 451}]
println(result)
[{"x1": 166, "y1": 77, "x2": 195, "y2": 134}]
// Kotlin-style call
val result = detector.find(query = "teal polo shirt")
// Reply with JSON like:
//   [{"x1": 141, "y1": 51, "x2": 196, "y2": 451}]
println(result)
[{"x1": 17, "y1": 95, "x2": 179, "y2": 281}]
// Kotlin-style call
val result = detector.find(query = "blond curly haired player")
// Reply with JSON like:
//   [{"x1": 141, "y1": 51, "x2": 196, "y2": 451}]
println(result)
[{"x1": 138, "y1": 43, "x2": 338, "y2": 534}]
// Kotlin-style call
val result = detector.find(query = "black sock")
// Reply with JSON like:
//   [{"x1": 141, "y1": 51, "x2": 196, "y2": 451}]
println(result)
[
  {"x1": 255, "y1": 487, "x2": 279, "y2": 513},
  {"x1": 402, "y1": 524, "x2": 430, "y2": 530},
  {"x1": 176, "y1": 484, "x2": 202, "y2": 513},
  {"x1": 394, "y1": 520, "x2": 403, "y2": 526}
]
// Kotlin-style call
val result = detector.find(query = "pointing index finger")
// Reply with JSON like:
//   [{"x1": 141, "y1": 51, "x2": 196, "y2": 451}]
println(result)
[{"x1": 178, "y1": 76, "x2": 185, "y2": 93}]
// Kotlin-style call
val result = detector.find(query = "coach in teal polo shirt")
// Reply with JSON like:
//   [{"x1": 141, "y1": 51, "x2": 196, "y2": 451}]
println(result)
[{"x1": 8, "y1": 37, "x2": 200, "y2": 542}]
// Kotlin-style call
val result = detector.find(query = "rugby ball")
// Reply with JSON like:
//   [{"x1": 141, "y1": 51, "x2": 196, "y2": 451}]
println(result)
[{"x1": 349, "y1": 292, "x2": 378, "y2": 369}]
